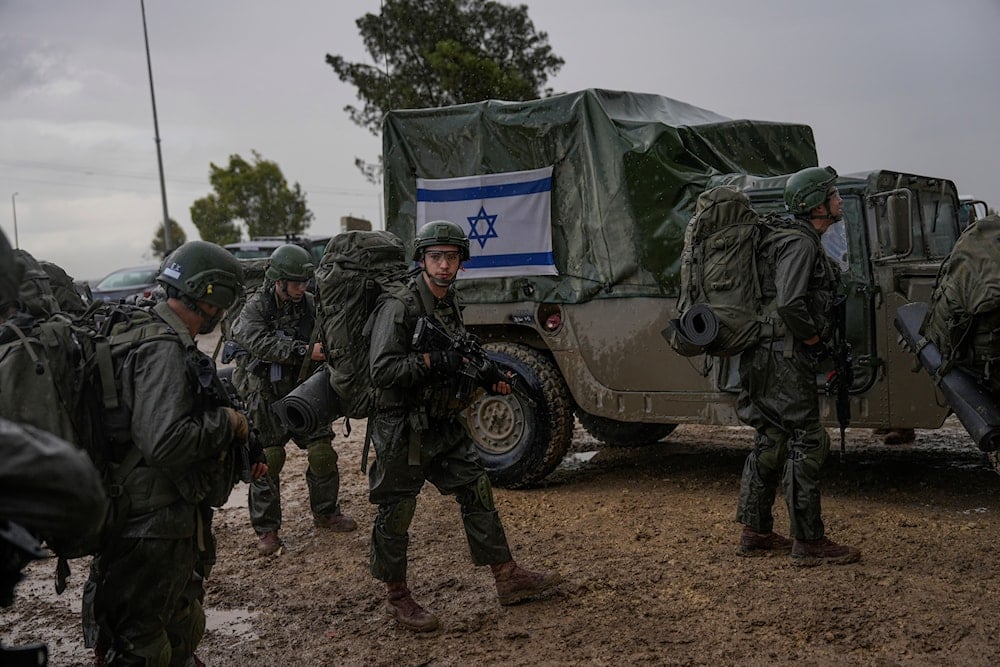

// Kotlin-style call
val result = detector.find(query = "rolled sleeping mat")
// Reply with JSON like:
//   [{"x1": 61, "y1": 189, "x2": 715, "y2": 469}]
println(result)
[
  {"x1": 675, "y1": 303, "x2": 721, "y2": 348},
  {"x1": 894, "y1": 301, "x2": 1000, "y2": 451},
  {"x1": 272, "y1": 367, "x2": 343, "y2": 434}
]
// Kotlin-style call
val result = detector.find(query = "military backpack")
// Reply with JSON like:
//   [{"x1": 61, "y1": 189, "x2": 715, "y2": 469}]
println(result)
[
  {"x1": 314, "y1": 230, "x2": 412, "y2": 418},
  {"x1": 921, "y1": 214, "x2": 1000, "y2": 385}
]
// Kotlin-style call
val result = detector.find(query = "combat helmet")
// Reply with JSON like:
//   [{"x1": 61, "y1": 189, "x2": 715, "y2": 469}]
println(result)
[
  {"x1": 412, "y1": 220, "x2": 470, "y2": 261},
  {"x1": 265, "y1": 243, "x2": 314, "y2": 282},
  {"x1": 157, "y1": 240, "x2": 244, "y2": 310},
  {"x1": 785, "y1": 166, "x2": 839, "y2": 214}
]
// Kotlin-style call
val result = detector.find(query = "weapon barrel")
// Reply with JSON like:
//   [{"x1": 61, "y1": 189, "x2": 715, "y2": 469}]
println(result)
[
  {"x1": 272, "y1": 367, "x2": 343, "y2": 434},
  {"x1": 894, "y1": 302, "x2": 1000, "y2": 451}
]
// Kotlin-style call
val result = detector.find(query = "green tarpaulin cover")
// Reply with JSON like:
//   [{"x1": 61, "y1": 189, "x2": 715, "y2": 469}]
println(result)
[{"x1": 383, "y1": 88, "x2": 817, "y2": 303}]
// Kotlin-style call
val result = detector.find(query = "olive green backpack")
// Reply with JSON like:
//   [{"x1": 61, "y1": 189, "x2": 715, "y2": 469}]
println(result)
[{"x1": 921, "y1": 214, "x2": 1000, "y2": 384}]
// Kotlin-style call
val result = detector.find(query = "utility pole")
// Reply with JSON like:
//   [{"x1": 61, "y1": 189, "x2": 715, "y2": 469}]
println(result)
[
  {"x1": 10, "y1": 192, "x2": 18, "y2": 249},
  {"x1": 140, "y1": 0, "x2": 172, "y2": 252}
]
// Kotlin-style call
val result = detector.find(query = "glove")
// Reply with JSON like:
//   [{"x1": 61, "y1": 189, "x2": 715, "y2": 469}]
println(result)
[
  {"x1": 429, "y1": 350, "x2": 464, "y2": 372},
  {"x1": 802, "y1": 341, "x2": 831, "y2": 364},
  {"x1": 223, "y1": 407, "x2": 250, "y2": 442}
]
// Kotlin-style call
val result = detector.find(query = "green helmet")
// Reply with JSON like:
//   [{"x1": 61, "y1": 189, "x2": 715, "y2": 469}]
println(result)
[
  {"x1": 265, "y1": 243, "x2": 314, "y2": 281},
  {"x1": 157, "y1": 240, "x2": 244, "y2": 310},
  {"x1": 412, "y1": 220, "x2": 470, "y2": 261},
  {"x1": 785, "y1": 166, "x2": 839, "y2": 214}
]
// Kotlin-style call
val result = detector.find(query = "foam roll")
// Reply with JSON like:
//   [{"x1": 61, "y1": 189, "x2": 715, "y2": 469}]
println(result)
[
  {"x1": 677, "y1": 303, "x2": 720, "y2": 347},
  {"x1": 272, "y1": 367, "x2": 343, "y2": 434},
  {"x1": 894, "y1": 302, "x2": 1000, "y2": 451}
]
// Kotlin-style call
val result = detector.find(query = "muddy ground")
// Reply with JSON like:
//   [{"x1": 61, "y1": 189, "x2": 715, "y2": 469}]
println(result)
[{"x1": 3, "y1": 412, "x2": 1000, "y2": 666}]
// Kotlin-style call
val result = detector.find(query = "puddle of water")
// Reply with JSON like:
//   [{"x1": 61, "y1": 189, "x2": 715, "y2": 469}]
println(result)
[
  {"x1": 557, "y1": 450, "x2": 599, "y2": 472},
  {"x1": 205, "y1": 607, "x2": 259, "y2": 640}
]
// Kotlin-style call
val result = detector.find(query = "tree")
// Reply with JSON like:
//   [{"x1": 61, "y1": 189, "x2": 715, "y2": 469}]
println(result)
[
  {"x1": 149, "y1": 218, "x2": 187, "y2": 259},
  {"x1": 190, "y1": 151, "x2": 314, "y2": 244},
  {"x1": 326, "y1": 0, "x2": 564, "y2": 181}
]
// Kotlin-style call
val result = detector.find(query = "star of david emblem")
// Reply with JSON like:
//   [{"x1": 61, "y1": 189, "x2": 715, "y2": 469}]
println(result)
[{"x1": 467, "y1": 206, "x2": 499, "y2": 249}]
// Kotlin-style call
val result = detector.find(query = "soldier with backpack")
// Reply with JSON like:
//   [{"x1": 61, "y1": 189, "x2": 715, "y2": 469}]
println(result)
[
  {"x1": 734, "y1": 167, "x2": 861, "y2": 566},
  {"x1": 85, "y1": 240, "x2": 267, "y2": 665},
  {"x1": 231, "y1": 243, "x2": 356, "y2": 556},
  {"x1": 366, "y1": 220, "x2": 561, "y2": 632}
]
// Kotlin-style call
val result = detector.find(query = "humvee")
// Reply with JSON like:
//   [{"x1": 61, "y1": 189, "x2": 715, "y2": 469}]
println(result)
[{"x1": 382, "y1": 89, "x2": 965, "y2": 487}]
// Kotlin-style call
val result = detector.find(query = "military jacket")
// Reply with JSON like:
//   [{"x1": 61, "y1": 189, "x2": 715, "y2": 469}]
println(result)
[
  {"x1": 232, "y1": 286, "x2": 318, "y2": 398},
  {"x1": 759, "y1": 216, "x2": 841, "y2": 343},
  {"x1": 109, "y1": 303, "x2": 235, "y2": 538},
  {"x1": 369, "y1": 275, "x2": 464, "y2": 411}
]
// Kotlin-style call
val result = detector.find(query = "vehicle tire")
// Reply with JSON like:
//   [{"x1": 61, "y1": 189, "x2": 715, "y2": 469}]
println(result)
[
  {"x1": 577, "y1": 412, "x2": 677, "y2": 447},
  {"x1": 462, "y1": 343, "x2": 574, "y2": 488},
  {"x1": 988, "y1": 450, "x2": 1000, "y2": 478}
]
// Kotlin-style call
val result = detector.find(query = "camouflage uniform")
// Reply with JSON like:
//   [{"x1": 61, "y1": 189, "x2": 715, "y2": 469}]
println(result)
[
  {"x1": 232, "y1": 285, "x2": 344, "y2": 533},
  {"x1": 367, "y1": 276, "x2": 511, "y2": 583},
  {"x1": 736, "y1": 217, "x2": 840, "y2": 541},
  {"x1": 86, "y1": 301, "x2": 238, "y2": 666}
]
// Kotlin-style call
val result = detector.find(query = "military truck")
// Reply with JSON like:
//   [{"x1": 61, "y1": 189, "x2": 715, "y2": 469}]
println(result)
[{"x1": 382, "y1": 89, "x2": 964, "y2": 487}]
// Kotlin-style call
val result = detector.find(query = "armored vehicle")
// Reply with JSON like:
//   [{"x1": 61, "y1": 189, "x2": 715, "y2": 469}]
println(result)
[{"x1": 382, "y1": 89, "x2": 964, "y2": 487}]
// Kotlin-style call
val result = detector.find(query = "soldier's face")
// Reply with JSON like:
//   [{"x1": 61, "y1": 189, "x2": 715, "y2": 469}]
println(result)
[
  {"x1": 277, "y1": 279, "x2": 308, "y2": 302},
  {"x1": 420, "y1": 244, "x2": 462, "y2": 286}
]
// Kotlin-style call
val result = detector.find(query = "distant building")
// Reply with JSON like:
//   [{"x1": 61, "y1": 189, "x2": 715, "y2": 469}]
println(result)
[{"x1": 340, "y1": 216, "x2": 371, "y2": 232}]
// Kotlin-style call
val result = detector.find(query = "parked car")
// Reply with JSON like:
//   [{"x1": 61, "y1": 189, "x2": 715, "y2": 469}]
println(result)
[
  {"x1": 90, "y1": 264, "x2": 160, "y2": 302},
  {"x1": 224, "y1": 235, "x2": 331, "y2": 265}
]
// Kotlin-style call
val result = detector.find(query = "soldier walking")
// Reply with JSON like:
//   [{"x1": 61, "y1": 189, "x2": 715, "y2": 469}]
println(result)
[
  {"x1": 232, "y1": 244, "x2": 356, "y2": 556},
  {"x1": 366, "y1": 220, "x2": 561, "y2": 632}
]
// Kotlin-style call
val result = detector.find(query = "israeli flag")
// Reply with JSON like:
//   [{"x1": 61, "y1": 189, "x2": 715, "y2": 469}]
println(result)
[{"x1": 416, "y1": 166, "x2": 557, "y2": 279}]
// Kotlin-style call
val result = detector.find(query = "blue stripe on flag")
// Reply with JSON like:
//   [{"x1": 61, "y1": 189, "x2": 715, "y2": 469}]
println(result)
[
  {"x1": 417, "y1": 177, "x2": 552, "y2": 203},
  {"x1": 463, "y1": 252, "x2": 555, "y2": 269}
]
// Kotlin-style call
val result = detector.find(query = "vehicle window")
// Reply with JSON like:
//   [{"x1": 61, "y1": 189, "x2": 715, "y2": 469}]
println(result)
[
  {"x1": 918, "y1": 193, "x2": 959, "y2": 259},
  {"x1": 231, "y1": 249, "x2": 272, "y2": 260},
  {"x1": 97, "y1": 268, "x2": 157, "y2": 289}
]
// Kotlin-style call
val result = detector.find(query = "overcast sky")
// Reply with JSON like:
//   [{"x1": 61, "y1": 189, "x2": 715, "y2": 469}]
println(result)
[{"x1": 2, "y1": 0, "x2": 998, "y2": 281}]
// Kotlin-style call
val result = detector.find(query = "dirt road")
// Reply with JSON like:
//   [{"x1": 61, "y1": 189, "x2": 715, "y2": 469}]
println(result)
[{"x1": 3, "y1": 414, "x2": 1000, "y2": 666}]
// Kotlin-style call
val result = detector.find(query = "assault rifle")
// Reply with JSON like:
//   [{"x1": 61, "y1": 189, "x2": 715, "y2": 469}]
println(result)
[
  {"x1": 214, "y1": 367, "x2": 267, "y2": 484},
  {"x1": 824, "y1": 295, "x2": 853, "y2": 460},
  {"x1": 411, "y1": 316, "x2": 535, "y2": 407}
]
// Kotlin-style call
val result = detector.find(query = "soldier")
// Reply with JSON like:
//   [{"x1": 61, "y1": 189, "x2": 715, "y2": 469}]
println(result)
[
  {"x1": 734, "y1": 167, "x2": 861, "y2": 566},
  {"x1": 367, "y1": 220, "x2": 561, "y2": 632},
  {"x1": 232, "y1": 243, "x2": 356, "y2": 556},
  {"x1": 86, "y1": 240, "x2": 266, "y2": 665},
  {"x1": 1, "y1": 228, "x2": 108, "y2": 665}
]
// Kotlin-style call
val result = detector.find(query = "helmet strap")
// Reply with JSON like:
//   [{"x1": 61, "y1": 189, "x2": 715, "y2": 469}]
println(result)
[{"x1": 179, "y1": 293, "x2": 225, "y2": 334}]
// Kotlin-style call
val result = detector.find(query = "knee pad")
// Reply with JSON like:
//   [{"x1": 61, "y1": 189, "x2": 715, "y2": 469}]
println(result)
[
  {"x1": 263, "y1": 446, "x2": 286, "y2": 476},
  {"x1": 306, "y1": 441, "x2": 339, "y2": 477},
  {"x1": 379, "y1": 498, "x2": 416, "y2": 536},
  {"x1": 458, "y1": 474, "x2": 496, "y2": 513}
]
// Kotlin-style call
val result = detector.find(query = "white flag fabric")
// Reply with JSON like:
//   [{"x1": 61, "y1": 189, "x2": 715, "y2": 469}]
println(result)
[{"x1": 416, "y1": 166, "x2": 557, "y2": 279}]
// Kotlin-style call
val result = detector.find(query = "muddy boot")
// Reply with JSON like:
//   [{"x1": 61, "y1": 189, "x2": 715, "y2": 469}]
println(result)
[
  {"x1": 737, "y1": 526, "x2": 793, "y2": 557},
  {"x1": 256, "y1": 530, "x2": 282, "y2": 556},
  {"x1": 491, "y1": 560, "x2": 562, "y2": 605},
  {"x1": 313, "y1": 512, "x2": 358, "y2": 532},
  {"x1": 385, "y1": 583, "x2": 439, "y2": 632},
  {"x1": 791, "y1": 537, "x2": 861, "y2": 567},
  {"x1": 880, "y1": 428, "x2": 916, "y2": 445}
]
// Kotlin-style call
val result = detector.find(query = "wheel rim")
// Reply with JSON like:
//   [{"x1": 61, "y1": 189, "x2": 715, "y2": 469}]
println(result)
[{"x1": 464, "y1": 393, "x2": 527, "y2": 455}]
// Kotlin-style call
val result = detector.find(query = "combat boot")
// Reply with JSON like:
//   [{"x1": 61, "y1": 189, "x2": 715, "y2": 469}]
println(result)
[
  {"x1": 491, "y1": 560, "x2": 562, "y2": 605},
  {"x1": 791, "y1": 537, "x2": 861, "y2": 566},
  {"x1": 313, "y1": 512, "x2": 358, "y2": 532},
  {"x1": 385, "y1": 583, "x2": 440, "y2": 632},
  {"x1": 737, "y1": 526, "x2": 793, "y2": 557},
  {"x1": 256, "y1": 530, "x2": 282, "y2": 556}
]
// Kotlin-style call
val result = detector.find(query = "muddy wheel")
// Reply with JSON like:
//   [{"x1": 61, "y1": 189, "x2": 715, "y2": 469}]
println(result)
[
  {"x1": 462, "y1": 343, "x2": 573, "y2": 488},
  {"x1": 578, "y1": 412, "x2": 677, "y2": 447}
]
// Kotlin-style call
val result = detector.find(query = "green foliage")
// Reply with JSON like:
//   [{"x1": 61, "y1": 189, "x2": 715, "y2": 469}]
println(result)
[
  {"x1": 189, "y1": 151, "x2": 314, "y2": 244},
  {"x1": 326, "y1": 0, "x2": 564, "y2": 139},
  {"x1": 149, "y1": 218, "x2": 188, "y2": 259}
]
